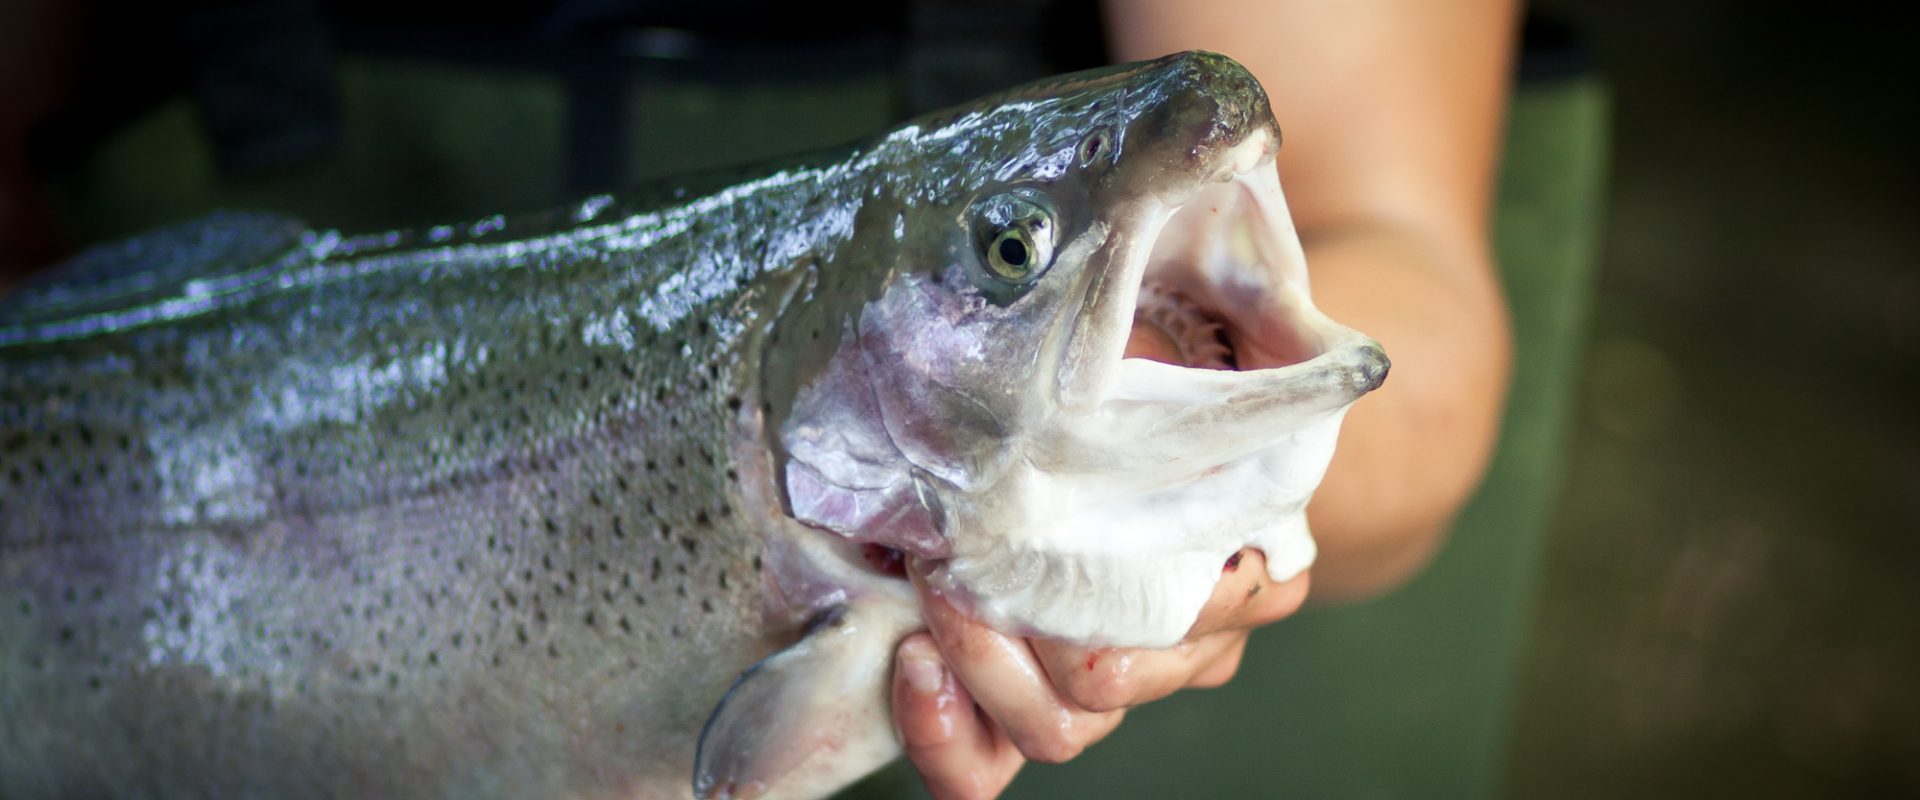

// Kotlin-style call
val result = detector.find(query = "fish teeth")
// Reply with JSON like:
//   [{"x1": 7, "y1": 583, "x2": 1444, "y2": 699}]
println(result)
[{"x1": 1133, "y1": 281, "x2": 1234, "y2": 370}]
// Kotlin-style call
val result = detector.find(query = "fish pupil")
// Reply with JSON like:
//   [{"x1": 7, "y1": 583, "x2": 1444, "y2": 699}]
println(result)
[{"x1": 997, "y1": 237, "x2": 1029, "y2": 267}]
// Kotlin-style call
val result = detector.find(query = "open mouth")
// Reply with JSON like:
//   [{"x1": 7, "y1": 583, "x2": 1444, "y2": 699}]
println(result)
[
  {"x1": 1049, "y1": 129, "x2": 1387, "y2": 474},
  {"x1": 1125, "y1": 164, "x2": 1322, "y2": 374}
]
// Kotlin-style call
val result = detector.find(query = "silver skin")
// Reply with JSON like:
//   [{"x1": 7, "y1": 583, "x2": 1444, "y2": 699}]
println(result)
[{"x1": 0, "y1": 52, "x2": 1382, "y2": 800}]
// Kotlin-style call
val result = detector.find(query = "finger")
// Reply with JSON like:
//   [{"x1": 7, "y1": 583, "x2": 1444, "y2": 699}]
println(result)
[
  {"x1": 1184, "y1": 632, "x2": 1249, "y2": 689},
  {"x1": 1185, "y1": 549, "x2": 1311, "y2": 639},
  {"x1": 1028, "y1": 631, "x2": 1246, "y2": 713},
  {"x1": 912, "y1": 565, "x2": 1126, "y2": 764},
  {"x1": 893, "y1": 634, "x2": 1025, "y2": 800}
]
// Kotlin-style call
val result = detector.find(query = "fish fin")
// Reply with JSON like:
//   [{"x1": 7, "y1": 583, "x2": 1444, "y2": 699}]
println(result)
[{"x1": 694, "y1": 601, "x2": 916, "y2": 800}]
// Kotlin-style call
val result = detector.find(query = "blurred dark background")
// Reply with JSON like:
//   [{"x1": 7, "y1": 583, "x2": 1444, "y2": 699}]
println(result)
[
  {"x1": 3, "y1": 0, "x2": 1916, "y2": 797},
  {"x1": 1507, "y1": 0, "x2": 1920, "y2": 795}
]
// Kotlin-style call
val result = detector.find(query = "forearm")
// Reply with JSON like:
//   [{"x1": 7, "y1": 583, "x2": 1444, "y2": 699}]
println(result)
[{"x1": 1300, "y1": 219, "x2": 1511, "y2": 600}]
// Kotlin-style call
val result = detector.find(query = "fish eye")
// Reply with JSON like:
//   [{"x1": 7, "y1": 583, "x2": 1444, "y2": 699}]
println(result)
[
  {"x1": 972, "y1": 191, "x2": 1056, "y2": 286},
  {"x1": 986, "y1": 225, "x2": 1046, "y2": 281}
]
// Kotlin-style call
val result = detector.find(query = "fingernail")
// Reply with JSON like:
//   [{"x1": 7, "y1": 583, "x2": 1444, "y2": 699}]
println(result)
[{"x1": 898, "y1": 639, "x2": 945, "y2": 694}]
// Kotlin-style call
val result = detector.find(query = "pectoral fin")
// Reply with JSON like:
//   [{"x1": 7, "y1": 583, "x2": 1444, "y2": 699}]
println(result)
[{"x1": 694, "y1": 601, "x2": 917, "y2": 800}]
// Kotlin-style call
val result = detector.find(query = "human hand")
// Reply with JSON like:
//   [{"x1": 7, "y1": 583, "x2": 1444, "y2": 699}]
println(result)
[{"x1": 890, "y1": 550, "x2": 1309, "y2": 800}]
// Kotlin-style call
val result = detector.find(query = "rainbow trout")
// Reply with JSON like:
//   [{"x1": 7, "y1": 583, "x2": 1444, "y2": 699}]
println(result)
[{"x1": 0, "y1": 52, "x2": 1386, "y2": 799}]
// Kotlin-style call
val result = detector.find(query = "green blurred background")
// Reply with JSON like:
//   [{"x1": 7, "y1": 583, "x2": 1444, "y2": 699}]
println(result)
[{"x1": 5, "y1": 0, "x2": 1916, "y2": 797}]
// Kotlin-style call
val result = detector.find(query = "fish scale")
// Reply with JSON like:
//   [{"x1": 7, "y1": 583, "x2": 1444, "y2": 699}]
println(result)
[{"x1": 0, "y1": 178, "x2": 838, "y2": 796}]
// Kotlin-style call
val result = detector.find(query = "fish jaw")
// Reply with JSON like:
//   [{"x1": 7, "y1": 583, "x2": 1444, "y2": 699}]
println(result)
[{"x1": 933, "y1": 129, "x2": 1389, "y2": 649}]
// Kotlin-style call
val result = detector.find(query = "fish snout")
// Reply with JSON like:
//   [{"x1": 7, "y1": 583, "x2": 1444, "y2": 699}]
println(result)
[
  {"x1": 1355, "y1": 342, "x2": 1391, "y2": 393},
  {"x1": 1133, "y1": 51, "x2": 1279, "y2": 171}
]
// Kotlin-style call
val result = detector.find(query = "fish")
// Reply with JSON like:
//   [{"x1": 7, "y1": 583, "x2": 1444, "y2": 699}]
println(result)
[{"x1": 0, "y1": 51, "x2": 1386, "y2": 799}]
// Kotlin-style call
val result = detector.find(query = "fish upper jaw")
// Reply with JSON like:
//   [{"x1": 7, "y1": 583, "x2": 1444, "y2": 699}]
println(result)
[{"x1": 930, "y1": 129, "x2": 1390, "y2": 649}]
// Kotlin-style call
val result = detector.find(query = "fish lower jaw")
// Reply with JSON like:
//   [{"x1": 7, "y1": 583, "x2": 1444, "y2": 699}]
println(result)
[
  {"x1": 933, "y1": 424, "x2": 1341, "y2": 649},
  {"x1": 931, "y1": 507, "x2": 1315, "y2": 650}
]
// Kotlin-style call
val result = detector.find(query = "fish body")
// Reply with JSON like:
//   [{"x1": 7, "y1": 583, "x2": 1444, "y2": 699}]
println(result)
[{"x1": 0, "y1": 52, "x2": 1385, "y2": 799}]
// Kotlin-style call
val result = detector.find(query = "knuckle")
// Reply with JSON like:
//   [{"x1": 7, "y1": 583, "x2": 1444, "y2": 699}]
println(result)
[
  {"x1": 1188, "y1": 643, "x2": 1247, "y2": 689},
  {"x1": 1020, "y1": 732, "x2": 1087, "y2": 764},
  {"x1": 1188, "y1": 658, "x2": 1240, "y2": 688},
  {"x1": 1063, "y1": 668, "x2": 1135, "y2": 713},
  {"x1": 944, "y1": 785, "x2": 996, "y2": 800}
]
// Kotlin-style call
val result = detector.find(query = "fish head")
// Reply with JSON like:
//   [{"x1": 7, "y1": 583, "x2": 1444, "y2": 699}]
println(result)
[{"x1": 770, "y1": 51, "x2": 1388, "y2": 648}]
